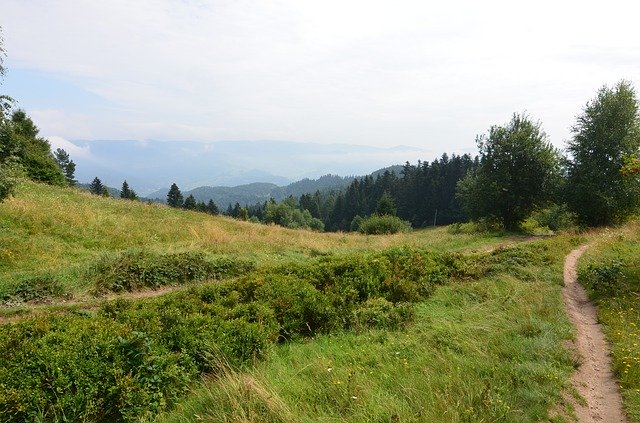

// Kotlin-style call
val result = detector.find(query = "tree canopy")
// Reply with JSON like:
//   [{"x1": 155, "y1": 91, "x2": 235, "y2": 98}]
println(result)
[
  {"x1": 566, "y1": 80, "x2": 640, "y2": 226},
  {"x1": 457, "y1": 113, "x2": 561, "y2": 230},
  {"x1": 167, "y1": 183, "x2": 184, "y2": 208}
]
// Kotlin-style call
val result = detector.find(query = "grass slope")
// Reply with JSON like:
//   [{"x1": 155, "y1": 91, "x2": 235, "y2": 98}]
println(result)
[
  {"x1": 0, "y1": 180, "x2": 594, "y2": 422},
  {"x1": 0, "y1": 181, "x2": 514, "y2": 301}
]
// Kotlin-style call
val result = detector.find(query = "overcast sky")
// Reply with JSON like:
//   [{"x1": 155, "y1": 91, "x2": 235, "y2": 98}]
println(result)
[{"x1": 1, "y1": 0, "x2": 639, "y2": 157}]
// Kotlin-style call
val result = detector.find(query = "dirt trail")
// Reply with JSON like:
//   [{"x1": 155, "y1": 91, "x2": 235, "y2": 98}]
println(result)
[{"x1": 563, "y1": 245, "x2": 627, "y2": 422}]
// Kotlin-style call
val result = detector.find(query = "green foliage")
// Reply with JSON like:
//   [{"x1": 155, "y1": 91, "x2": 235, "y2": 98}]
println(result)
[
  {"x1": 457, "y1": 113, "x2": 561, "y2": 230},
  {"x1": 0, "y1": 246, "x2": 482, "y2": 421},
  {"x1": 579, "y1": 259, "x2": 625, "y2": 298},
  {"x1": 120, "y1": 180, "x2": 137, "y2": 200},
  {"x1": 357, "y1": 214, "x2": 411, "y2": 235},
  {"x1": 91, "y1": 251, "x2": 255, "y2": 293},
  {"x1": 89, "y1": 176, "x2": 104, "y2": 195},
  {"x1": 53, "y1": 148, "x2": 76, "y2": 186},
  {"x1": 447, "y1": 217, "x2": 504, "y2": 234},
  {"x1": 528, "y1": 203, "x2": 577, "y2": 232},
  {"x1": 159, "y1": 237, "x2": 579, "y2": 423},
  {"x1": 166, "y1": 183, "x2": 183, "y2": 208},
  {"x1": 0, "y1": 159, "x2": 21, "y2": 201},
  {"x1": 1, "y1": 274, "x2": 65, "y2": 304},
  {"x1": 0, "y1": 110, "x2": 66, "y2": 186},
  {"x1": 375, "y1": 191, "x2": 396, "y2": 216},
  {"x1": 265, "y1": 200, "x2": 324, "y2": 231},
  {"x1": 183, "y1": 194, "x2": 197, "y2": 210},
  {"x1": 567, "y1": 80, "x2": 640, "y2": 226}
]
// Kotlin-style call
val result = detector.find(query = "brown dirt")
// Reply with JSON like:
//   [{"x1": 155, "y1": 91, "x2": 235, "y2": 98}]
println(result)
[{"x1": 563, "y1": 245, "x2": 627, "y2": 422}]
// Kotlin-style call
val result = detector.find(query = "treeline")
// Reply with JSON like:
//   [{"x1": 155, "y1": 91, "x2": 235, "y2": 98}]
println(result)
[{"x1": 197, "y1": 80, "x2": 640, "y2": 233}]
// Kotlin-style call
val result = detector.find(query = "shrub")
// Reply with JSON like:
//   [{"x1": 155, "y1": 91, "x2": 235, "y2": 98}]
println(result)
[
  {"x1": 357, "y1": 214, "x2": 411, "y2": 235},
  {"x1": 579, "y1": 259, "x2": 626, "y2": 298},
  {"x1": 447, "y1": 217, "x2": 504, "y2": 234},
  {"x1": 528, "y1": 204, "x2": 578, "y2": 232},
  {"x1": 1, "y1": 274, "x2": 65, "y2": 304},
  {"x1": 91, "y1": 251, "x2": 255, "y2": 293},
  {"x1": 352, "y1": 297, "x2": 413, "y2": 330}
]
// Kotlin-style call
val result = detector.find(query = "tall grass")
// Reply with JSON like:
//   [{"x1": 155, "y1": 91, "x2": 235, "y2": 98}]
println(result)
[
  {"x1": 159, "y1": 237, "x2": 583, "y2": 423},
  {"x1": 0, "y1": 181, "x2": 521, "y2": 300}
]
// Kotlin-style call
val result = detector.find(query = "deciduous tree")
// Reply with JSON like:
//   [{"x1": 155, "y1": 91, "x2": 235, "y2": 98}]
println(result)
[
  {"x1": 566, "y1": 80, "x2": 640, "y2": 226},
  {"x1": 457, "y1": 113, "x2": 561, "y2": 230}
]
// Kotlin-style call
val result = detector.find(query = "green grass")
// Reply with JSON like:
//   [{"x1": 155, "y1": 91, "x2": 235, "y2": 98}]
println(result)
[
  {"x1": 577, "y1": 221, "x2": 640, "y2": 422},
  {"x1": 0, "y1": 181, "x2": 521, "y2": 302},
  {"x1": 0, "y1": 181, "x2": 595, "y2": 422},
  {"x1": 157, "y1": 237, "x2": 584, "y2": 423}
]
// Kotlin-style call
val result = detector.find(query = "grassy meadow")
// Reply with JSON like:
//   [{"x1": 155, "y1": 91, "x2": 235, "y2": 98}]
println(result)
[
  {"x1": 0, "y1": 180, "x2": 620, "y2": 422},
  {"x1": 0, "y1": 180, "x2": 518, "y2": 303}
]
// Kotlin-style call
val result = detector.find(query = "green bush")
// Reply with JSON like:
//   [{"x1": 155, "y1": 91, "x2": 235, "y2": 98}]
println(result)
[
  {"x1": 579, "y1": 259, "x2": 626, "y2": 298},
  {"x1": 524, "y1": 204, "x2": 578, "y2": 233},
  {"x1": 447, "y1": 217, "x2": 504, "y2": 234},
  {"x1": 1, "y1": 274, "x2": 65, "y2": 304},
  {"x1": 357, "y1": 214, "x2": 411, "y2": 235},
  {"x1": 91, "y1": 251, "x2": 255, "y2": 293},
  {"x1": 0, "y1": 244, "x2": 536, "y2": 421},
  {"x1": 352, "y1": 297, "x2": 413, "y2": 330}
]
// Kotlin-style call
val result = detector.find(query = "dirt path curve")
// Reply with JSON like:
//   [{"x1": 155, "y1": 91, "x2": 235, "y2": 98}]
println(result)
[{"x1": 563, "y1": 245, "x2": 627, "y2": 422}]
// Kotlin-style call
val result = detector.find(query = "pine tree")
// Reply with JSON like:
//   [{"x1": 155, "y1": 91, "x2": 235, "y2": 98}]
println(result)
[
  {"x1": 120, "y1": 180, "x2": 137, "y2": 200},
  {"x1": 183, "y1": 194, "x2": 197, "y2": 210},
  {"x1": 53, "y1": 148, "x2": 76, "y2": 186},
  {"x1": 89, "y1": 177, "x2": 104, "y2": 195},
  {"x1": 206, "y1": 199, "x2": 219, "y2": 215},
  {"x1": 166, "y1": 183, "x2": 183, "y2": 208}
]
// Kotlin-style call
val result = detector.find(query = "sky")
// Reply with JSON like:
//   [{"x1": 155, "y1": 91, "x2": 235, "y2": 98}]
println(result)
[{"x1": 1, "y1": 0, "x2": 640, "y2": 159}]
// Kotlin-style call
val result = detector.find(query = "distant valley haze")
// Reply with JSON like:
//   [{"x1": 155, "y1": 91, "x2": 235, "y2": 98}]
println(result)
[{"x1": 59, "y1": 139, "x2": 430, "y2": 196}]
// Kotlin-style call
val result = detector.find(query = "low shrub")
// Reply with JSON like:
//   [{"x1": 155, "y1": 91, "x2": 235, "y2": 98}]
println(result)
[
  {"x1": 357, "y1": 215, "x2": 411, "y2": 235},
  {"x1": 447, "y1": 217, "x2": 504, "y2": 234},
  {"x1": 352, "y1": 297, "x2": 413, "y2": 330},
  {"x1": 91, "y1": 250, "x2": 255, "y2": 293},
  {"x1": 578, "y1": 259, "x2": 626, "y2": 298},
  {"x1": 529, "y1": 204, "x2": 577, "y2": 232},
  {"x1": 1, "y1": 274, "x2": 65, "y2": 304},
  {"x1": 0, "y1": 244, "x2": 542, "y2": 421}
]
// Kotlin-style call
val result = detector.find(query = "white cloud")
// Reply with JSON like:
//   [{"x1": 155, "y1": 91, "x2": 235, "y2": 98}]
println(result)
[
  {"x1": 2, "y1": 0, "x2": 640, "y2": 148},
  {"x1": 46, "y1": 135, "x2": 91, "y2": 158}
]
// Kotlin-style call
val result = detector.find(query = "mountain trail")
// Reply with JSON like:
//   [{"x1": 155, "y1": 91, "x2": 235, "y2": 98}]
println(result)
[{"x1": 563, "y1": 244, "x2": 626, "y2": 422}]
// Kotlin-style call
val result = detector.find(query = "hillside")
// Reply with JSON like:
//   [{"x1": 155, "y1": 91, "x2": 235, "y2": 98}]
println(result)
[
  {"x1": 3, "y1": 180, "x2": 637, "y2": 423},
  {"x1": 0, "y1": 180, "x2": 508, "y2": 301}
]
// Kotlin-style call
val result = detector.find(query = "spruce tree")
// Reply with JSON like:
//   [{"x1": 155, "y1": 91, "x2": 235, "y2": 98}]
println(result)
[
  {"x1": 206, "y1": 199, "x2": 219, "y2": 215},
  {"x1": 120, "y1": 180, "x2": 131, "y2": 199},
  {"x1": 89, "y1": 177, "x2": 104, "y2": 195},
  {"x1": 53, "y1": 148, "x2": 76, "y2": 186},
  {"x1": 166, "y1": 183, "x2": 183, "y2": 208},
  {"x1": 183, "y1": 194, "x2": 197, "y2": 210}
]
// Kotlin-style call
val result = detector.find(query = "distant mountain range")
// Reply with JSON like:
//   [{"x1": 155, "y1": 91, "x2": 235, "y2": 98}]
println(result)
[
  {"x1": 68, "y1": 139, "x2": 430, "y2": 195},
  {"x1": 147, "y1": 166, "x2": 404, "y2": 207}
]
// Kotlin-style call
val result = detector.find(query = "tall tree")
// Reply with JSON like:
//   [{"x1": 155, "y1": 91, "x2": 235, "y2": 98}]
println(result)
[
  {"x1": 206, "y1": 199, "x2": 219, "y2": 215},
  {"x1": 54, "y1": 148, "x2": 76, "y2": 186},
  {"x1": 457, "y1": 113, "x2": 561, "y2": 230},
  {"x1": 183, "y1": 194, "x2": 197, "y2": 210},
  {"x1": 89, "y1": 177, "x2": 104, "y2": 195},
  {"x1": 166, "y1": 183, "x2": 183, "y2": 208},
  {"x1": 566, "y1": 80, "x2": 640, "y2": 226},
  {"x1": 120, "y1": 180, "x2": 137, "y2": 200}
]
